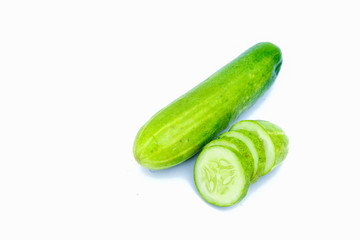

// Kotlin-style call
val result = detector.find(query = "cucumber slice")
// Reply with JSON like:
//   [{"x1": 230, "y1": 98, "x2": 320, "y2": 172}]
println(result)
[
  {"x1": 230, "y1": 120, "x2": 288, "y2": 174},
  {"x1": 194, "y1": 145, "x2": 251, "y2": 207},
  {"x1": 218, "y1": 131, "x2": 259, "y2": 182},
  {"x1": 204, "y1": 138, "x2": 242, "y2": 153},
  {"x1": 205, "y1": 136, "x2": 254, "y2": 181},
  {"x1": 255, "y1": 120, "x2": 289, "y2": 168},
  {"x1": 223, "y1": 130, "x2": 266, "y2": 182}
]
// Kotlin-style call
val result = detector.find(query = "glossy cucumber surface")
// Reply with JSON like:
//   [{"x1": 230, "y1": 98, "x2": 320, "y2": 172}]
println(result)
[{"x1": 134, "y1": 42, "x2": 282, "y2": 169}]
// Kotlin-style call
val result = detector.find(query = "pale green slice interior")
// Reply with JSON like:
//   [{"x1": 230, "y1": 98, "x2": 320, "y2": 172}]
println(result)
[
  {"x1": 231, "y1": 121, "x2": 275, "y2": 174},
  {"x1": 194, "y1": 146, "x2": 247, "y2": 207},
  {"x1": 255, "y1": 120, "x2": 289, "y2": 168},
  {"x1": 219, "y1": 131, "x2": 258, "y2": 179}
]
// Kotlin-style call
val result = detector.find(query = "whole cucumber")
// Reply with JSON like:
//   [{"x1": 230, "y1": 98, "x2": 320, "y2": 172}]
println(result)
[{"x1": 134, "y1": 42, "x2": 282, "y2": 170}]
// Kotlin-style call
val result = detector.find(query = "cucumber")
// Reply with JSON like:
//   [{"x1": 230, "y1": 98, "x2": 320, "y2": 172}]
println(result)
[
  {"x1": 134, "y1": 42, "x2": 282, "y2": 170},
  {"x1": 194, "y1": 145, "x2": 252, "y2": 207},
  {"x1": 230, "y1": 120, "x2": 289, "y2": 174},
  {"x1": 220, "y1": 130, "x2": 266, "y2": 183}
]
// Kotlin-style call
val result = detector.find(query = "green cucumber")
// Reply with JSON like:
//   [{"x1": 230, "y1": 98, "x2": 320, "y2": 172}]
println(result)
[
  {"x1": 134, "y1": 42, "x2": 282, "y2": 170},
  {"x1": 195, "y1": 120, "x2": 289, "y2": 207},
  {"x1": 194, "y1": 145, "x2": 252, "y2": 207},
  {"x1": 230, "y1": 120, "x2": 289, "y2": 174}
]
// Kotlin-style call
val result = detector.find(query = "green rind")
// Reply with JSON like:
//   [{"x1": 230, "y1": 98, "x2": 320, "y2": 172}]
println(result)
[
  {"x1": 255, "y1": 120, "x2": 289, "y2": 169},
  {"x1": 204, "y1": 138, "x2": 242, "y2": 154},
  {"x1": 194, "y1": 145, "x2": 251, "y2": 207},
  {"x1": 230, "y1": 129, "x2": 266, "y2": 183},
  {"x1": 133, "y1": 42, "x2": 282, "y2": 169}
]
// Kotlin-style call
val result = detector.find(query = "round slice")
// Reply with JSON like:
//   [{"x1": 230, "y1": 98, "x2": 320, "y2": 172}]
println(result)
[
  {"x1": 204, "y1": 136, "x2": 255, "y2": 180},
  {"x1": 219, "y1": 131, "x2": 259, "y2": 181},
  {"x1": 194, "y1": 145, "x2": 251, "y2": 207},
  {"x1": 204, "y1": 136, "x2": 254, "y2": 183},
  {"x1": 230, "y1": 120, "x2": 288, "y2": 174},
  {"x1": 204, "y1": 138, "x2": 243, "y2": 153},
  {"x1": 222, "y1": 130, "x2": 266, "y2": 182},
  {"x1": 255, "y1": 120, "x2": 289, "y2": 168}
]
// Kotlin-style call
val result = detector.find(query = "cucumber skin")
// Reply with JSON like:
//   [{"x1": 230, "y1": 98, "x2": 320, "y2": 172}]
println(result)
[{"x1": 134, "y1": 42, "x2": 282, "y2": 170}]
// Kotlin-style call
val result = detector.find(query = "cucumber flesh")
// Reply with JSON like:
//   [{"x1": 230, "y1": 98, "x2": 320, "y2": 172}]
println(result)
[
  {"x1": 205, "y1": 136, "x2": 254, "y2": 181},
  {"x1": 255, "y1": 120, "x2": 289, "y2": 168},
  {"x1": 194, "y1": 145, "x2": 251, "y2": 207},
  {"x1": 230, "y1": 121, "x2": 275, "y2": 174},
  {"x1": 218, "y1": 131, "x2": 259, "y2": 181},
  {"x1": 226, "y1": 130, "x2": 266, "y2": 182}
]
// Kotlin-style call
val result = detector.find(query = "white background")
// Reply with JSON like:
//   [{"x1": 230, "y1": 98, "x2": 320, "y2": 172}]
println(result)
[{"x1": 1, "y1": 0, "x2": 359, "y2": 239}]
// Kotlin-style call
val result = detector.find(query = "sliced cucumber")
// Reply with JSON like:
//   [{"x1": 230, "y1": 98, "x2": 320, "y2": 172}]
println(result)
[
  {"x1": 194, "y1": 145, "x2": 251, "y2": 207},
  {"x1": 218, "y1": 131, "x2": 259, "y2": 182},
  {"x1": 205, "y1": 136, "x2": 255, "y2": 181},
  {"x1": 195, "y1": 120, "x2": 289, "y2": 207},
  {"x1": 230, "y1": 120, "x2": 288, "y2": 174},
  {"x1": 133, "y1": 43, "x2": 282, "y2": 170},
  {"x1": 204, "y1": 138, "x2": 242, "y2": 153},
  {"x1": 255, "y1": 120, "x2": 289, "y2": 168},
  {"x1": 224, "y1": 130, "x2": 266, "y2": 182}
]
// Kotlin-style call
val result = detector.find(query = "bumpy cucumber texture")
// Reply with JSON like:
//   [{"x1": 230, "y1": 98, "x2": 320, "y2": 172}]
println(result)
[
  {"x1": 194, "y1": 120, "x2": 289, "y2": 207},
  {"x1": 134, "y1": 42, "x2": 282, "y2": 170}
]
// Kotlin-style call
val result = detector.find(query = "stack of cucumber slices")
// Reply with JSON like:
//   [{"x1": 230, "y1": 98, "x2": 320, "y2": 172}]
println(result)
[{"x1": 194, "y1": 120, "x2": 289, "y2": 207}]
